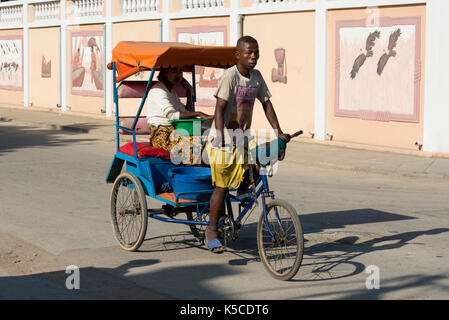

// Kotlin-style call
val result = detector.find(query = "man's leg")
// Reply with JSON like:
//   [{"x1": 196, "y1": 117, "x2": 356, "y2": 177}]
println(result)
[
  {"x1": 236, "y1": 165, "x2": 259, "y2": 197},
  {"x1": 206, "y1": 186, "x2": 227, "y2": 243}
]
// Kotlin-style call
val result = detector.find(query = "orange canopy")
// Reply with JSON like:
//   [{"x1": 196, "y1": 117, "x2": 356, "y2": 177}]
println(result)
[{"x1": 108, "y1": 41, "x2": 238, "y2": 82}]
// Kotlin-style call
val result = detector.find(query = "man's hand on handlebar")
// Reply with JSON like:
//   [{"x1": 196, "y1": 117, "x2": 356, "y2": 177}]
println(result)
[
  {"x1": 278, "y1": 133, "x2": 291, "y2": 143},
  {"x1": 279, "y1": 130, "x2": 303, "y2": 143}
]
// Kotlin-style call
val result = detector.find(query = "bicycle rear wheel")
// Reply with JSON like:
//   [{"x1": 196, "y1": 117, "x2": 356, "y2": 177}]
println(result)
[
  {"x1": 257, "y1": 199, "x2": 304, "y2": 281},
  {"x1": 110, "y1": 172, "x2": 148, "y2": 251},
  {"x1": 186, "y1": 211, "x2": 206, "y2": 242}
]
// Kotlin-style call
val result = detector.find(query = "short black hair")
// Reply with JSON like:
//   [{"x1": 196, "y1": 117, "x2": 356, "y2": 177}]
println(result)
[{"x1": 236, "y1": 36, "x2": 258, "y2": 49}]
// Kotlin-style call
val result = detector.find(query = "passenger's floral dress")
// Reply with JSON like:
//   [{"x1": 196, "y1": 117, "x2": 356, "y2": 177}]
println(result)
[{"x1": 149, "y1": 124, "x2": 204, "y2": 165}]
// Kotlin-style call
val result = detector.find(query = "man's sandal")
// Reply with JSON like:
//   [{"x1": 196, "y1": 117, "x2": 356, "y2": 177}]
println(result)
[{"x1": 204, "y1": 238, "x2": 225, "y2": 254}]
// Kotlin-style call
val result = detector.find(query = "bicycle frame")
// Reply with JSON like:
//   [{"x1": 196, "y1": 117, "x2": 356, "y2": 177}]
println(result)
[
  {"x1": 147, "y1": 172, "x2": 279, "y2": 240},
  {"x1": 227, "y1": 174, "x2": 271, "y2": 226}
]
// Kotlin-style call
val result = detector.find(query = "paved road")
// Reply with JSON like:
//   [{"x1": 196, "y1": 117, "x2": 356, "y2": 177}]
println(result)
[{"x1": 0, "y1": 119, "x2": 448, "y2": 300}]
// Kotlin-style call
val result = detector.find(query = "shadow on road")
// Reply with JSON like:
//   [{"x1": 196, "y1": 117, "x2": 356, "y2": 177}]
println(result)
[
  {"x1": 296, "y1": 228, "x2": 449, "y2": 283},
  {"x1": 213, "y1": 208, "x2": 448, "y2": 293},
  {"x1": 223, "y1": 208, "x2": 416, "y2": 266},
  {"x1": 0, "y1": 257, "x2": 238, "y2": 299},
  {"x1": 300, "y1": 208, "x2": 417, "y2": 233},
  {"x1": 295, "y1": 273, "x2": 449, "y2": 300},
  {"x1": 0, "y1": 259, "x2": 160, "y2": 299},
  {"x1": 0, "y1": 121, "x2": 100, "y2": 156},
  {"x1": 1, "y1": 227, "x2": 448, "y2": 299},
  {"x1": 1, "y1": 179, "x2": 447, "y2": 300}
]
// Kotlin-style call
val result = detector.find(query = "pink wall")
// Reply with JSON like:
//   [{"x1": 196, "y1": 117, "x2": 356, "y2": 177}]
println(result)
[
  {"x1": 29, "y1": 27, "x2": 60, "y2": 110},
  {"x1": 242, "y1": 11, "x2": 316, "y2": 137}
]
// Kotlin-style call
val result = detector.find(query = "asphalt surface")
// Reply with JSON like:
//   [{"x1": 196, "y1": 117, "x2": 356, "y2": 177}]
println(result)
[{"x1": 1, "y1": 105, "x2": 448, "y2": 302}]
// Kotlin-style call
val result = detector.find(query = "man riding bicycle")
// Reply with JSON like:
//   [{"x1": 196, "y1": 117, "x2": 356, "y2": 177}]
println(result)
[{"x1": 205, "y1": 36, "x2": 291, "y2": 253}]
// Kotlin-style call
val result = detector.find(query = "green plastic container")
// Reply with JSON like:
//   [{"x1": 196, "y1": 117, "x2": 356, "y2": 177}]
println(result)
[{"x1": 170, "y1": 118, "x2": 210, "y2": 136}]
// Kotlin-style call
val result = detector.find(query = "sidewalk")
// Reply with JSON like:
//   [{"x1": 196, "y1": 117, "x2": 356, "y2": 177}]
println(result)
[
  {"x1": 0, "y1": 105, "x2": 116, "y2": 142},
  {"x1": 1, "y1": 105, "x2": 448, "y2": 180}
]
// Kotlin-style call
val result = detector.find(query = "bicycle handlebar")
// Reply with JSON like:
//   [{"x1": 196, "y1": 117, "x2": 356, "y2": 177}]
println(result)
[
  {"x1": 280, "y1": 130, "x2": 303, "y2": 144},
  {"x1": 289, "y1": 130, "x2": 303, "y2": 139}
]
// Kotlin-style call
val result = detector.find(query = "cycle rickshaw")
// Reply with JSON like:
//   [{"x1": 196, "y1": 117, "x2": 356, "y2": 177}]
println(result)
[{"x1": 106, "y1": 41, "x2": 304, "y2": 281}]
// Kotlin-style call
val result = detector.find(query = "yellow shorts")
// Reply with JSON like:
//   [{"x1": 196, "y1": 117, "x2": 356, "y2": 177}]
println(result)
[{"x1": 206, "y1": 140, "x2": 256, "y2": 189}]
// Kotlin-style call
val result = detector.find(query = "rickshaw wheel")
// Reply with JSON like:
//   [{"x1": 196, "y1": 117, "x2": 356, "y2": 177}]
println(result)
[
  {"x1": 186, "y1": 211, "x2": 208, "y2": 243},
  {"x1": 110, "y1": 172, "x2": 148, "y2": 251},
  {"x1": 257, "y1": 199, "x2": 304, "y2": 281},
  {"x1": 186, "y1": 212, "x2": 201, "y2": 242}
]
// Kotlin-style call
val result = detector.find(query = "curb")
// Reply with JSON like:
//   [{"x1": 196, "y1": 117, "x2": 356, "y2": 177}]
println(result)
[
  {"x1": 283, "y1": 157, "x2": 449, "y2": 180},
  {"x1": 48, "y1": 124, "x2": 90, "y2": 134}
]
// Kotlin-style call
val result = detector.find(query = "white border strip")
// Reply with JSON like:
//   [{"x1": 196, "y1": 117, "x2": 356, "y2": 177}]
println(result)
[{"x1": 0, "y1": 0, "x2": 429, "y2": 28}]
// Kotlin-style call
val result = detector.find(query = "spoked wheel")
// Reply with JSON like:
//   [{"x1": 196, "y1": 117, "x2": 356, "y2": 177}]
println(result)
[
  {"x1": 110, "y1": 172, "x2": 148, "y2": 251},
  {"x1": 186, "y1": 212, "x2": 202, "y2": 242},
  {"x1": 186, "y1": 211, "x2": 209, "y2": 243},
  {"x1": 257, "y1": 199, "x2": 304, "y2": 281}
]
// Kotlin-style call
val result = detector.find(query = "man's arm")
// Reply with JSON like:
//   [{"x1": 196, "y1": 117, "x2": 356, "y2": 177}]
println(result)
[
  {"x1": 214, "y1": 97, "x2": 227, "y2": 146},
  {"x1": 262, "y1": 99, "x2": 290, "y2": 142}
]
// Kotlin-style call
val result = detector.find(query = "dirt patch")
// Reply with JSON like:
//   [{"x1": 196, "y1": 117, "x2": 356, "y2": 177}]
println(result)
[
  {"x1": 0, "y1": 231, "x2": 62, "y2": 276},
  {"x1": 0, "y1": 230, "x2": 174, "y2": 299}
]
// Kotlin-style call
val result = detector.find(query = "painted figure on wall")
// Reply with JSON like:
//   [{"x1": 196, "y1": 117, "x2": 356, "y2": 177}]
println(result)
[
  {"x1": 71, "y1": 32, "x2": 104, "y2": 96},
  {"x1": 377, "y1": 28, "x2": 401, "y2": 75},
  {"x1": 73, "y1": 48, "x2": 81, "y2": 70},
  {"x1": 335, "y1": 17, "x2": 421, "y2": 123},
  {"x1": 0, "y1": 36, "x2": 23, "y2": 90},
  {"x1": 177, "y1": 26, "x2": 227, "y2": 107},
  {"x1": 271, "y1": 48, "x2": 287, "y2": 84},
  {"x1": 350, "y1": 31, "x2": 380, "y2": 79},
  {"x1": 87, "y1": 37, "x2": 103, "y2": 91},
  {"x1": 41, "y1": 56, "x2": 51, "y2": 78}
]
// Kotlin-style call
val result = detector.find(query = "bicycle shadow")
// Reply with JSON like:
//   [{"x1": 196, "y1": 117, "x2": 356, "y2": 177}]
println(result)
[
  {"x1": 224, "y1": 226, "x2": 449, "y2": 282},
  {"x1": 138, "y1": 232, "x2": 204, "y2": 253},
  {"x1": 213, "y1": 208, "x2": 445, "y2": 282},
  {"x1": 299, "y1": 208, "x2": 416, "y2": 234},
  {"x1": 295, "y1": 227, "x2": 449, "y2": 282},
  {"x1": 133, "y1": 208, "x2": 446, "y2": 283}
]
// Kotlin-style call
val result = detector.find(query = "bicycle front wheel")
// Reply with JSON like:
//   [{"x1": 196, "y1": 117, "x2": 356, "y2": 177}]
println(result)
[{"x1": 257, "y1": 199, "x2": 304, "y2": 281}]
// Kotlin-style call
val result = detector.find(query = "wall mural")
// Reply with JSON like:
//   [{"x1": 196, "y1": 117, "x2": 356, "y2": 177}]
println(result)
[
  {"x1": 335, "y1": 17, "x2": 421, "y2": 122},
  {"x1": 271, "y1": 48, "x2": 287, "y2": 84},
  {"x1": 41, "y1": 56, "x2": 51, "y2": 78},
  {"x1": 176, "y1": 26, "x2": 227, "y2": 107},
  {"x1": 71, "y1": 31, "x2": 104, "y2": 96},
  {"x1": 0, "y1": 35, "x2": 23, "y2": 90}
]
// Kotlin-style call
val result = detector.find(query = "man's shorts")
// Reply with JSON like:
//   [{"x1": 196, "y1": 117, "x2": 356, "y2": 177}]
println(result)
[{"x1": 206, "y1": 140, "x2": 257, "y2": 189}]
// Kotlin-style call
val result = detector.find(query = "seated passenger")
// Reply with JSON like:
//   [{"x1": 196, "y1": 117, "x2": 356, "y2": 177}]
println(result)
[{"x1": 146, "y1": 66, "x2": 213, "y2": 163}]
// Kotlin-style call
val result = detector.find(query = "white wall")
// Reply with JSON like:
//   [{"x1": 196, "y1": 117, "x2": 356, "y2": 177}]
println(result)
[{"x1": 423, "y1": 0, "x2": 449, "y2": 153}]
